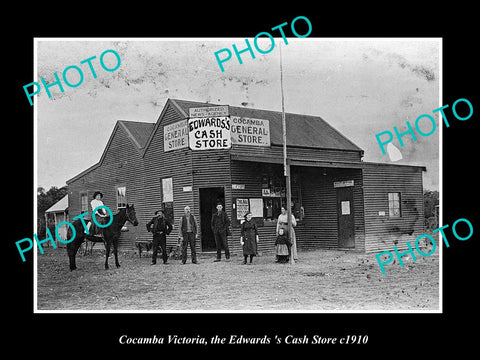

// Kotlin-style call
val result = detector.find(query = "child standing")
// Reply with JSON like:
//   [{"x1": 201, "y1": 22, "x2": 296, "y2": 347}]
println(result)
[
  {"x1": 240, "y1": 212, "x2": 259, "y2": 264},
  {"x1": 275, "y1": 228, "x2": 291, "y2": 263}
]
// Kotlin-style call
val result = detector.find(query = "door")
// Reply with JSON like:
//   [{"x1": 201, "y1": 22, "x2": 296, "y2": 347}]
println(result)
[
  {"x1": 337, "y1": 187, "x2": 355, "y2": 248},
  {"x1": 55, "y1": 212, "x2": 68, "y2": 248},
  {"x1": 199, "y1": 187, "x2": 225, "y2": 251}
]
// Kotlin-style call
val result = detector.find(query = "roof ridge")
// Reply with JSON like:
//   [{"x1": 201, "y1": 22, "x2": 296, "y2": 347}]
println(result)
[
  {"x1": 118, "y1": 121, "x2": 142, "y2": 150},
  {"x1": 171, "y1": 98, "x2": 363, "y2": 152},
  {"x1": 117, "y1": 119, "x2": 155, "y2": 124},
  {"x1": 172, "y1": 98, "x2": 331, "y2": 120}
]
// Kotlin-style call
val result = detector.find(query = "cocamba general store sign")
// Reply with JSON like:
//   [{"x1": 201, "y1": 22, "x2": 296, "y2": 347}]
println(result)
[
  {"x1": 163, "y1": 106, "x2": 271, "y2": 151},
  {"x1": 163, "y1": 119, "x2": 188, "y2": 152},
  {"x1": 230, "y1": 116, "x2": 270, "y2": 147}
]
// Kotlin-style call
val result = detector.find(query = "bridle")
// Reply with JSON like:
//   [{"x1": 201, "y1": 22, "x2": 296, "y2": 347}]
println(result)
[{"x1": 125, "y1": 206, "x2": 136, "y2": 224}]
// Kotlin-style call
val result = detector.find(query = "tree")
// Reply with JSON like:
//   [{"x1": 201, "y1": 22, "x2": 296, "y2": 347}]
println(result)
[
  {"x1": 424, "y1": 190, "x2": 439, "y2": 230},
  {"x1": 37, "y1": 186, "x2": 68, "y2": 238}
]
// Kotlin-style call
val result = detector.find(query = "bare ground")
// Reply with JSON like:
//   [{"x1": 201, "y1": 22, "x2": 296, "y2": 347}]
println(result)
[{"x1": 36, "y1": 246, "x2": 439, "y2": 311}]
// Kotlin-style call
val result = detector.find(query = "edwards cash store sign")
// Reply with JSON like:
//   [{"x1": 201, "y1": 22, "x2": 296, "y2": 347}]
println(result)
[
  {"x1": 188, "y1": 116, "x2": 232, "y2": 150},
  {"x1": 165, "y1": 109, "x2": 272, "y2": 152},
  {"x1": 188, "y1": 106, "x2": 231, "y2": 150}
]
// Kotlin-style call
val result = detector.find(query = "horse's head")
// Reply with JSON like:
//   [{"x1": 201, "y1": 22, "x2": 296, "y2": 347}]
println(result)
[{"x1": 125, "y1": 204, "x2": 139, "y2": 226}]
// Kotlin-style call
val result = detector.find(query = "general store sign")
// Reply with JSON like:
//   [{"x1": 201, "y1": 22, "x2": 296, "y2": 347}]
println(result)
[
  {"x1": 164, "y1": 119, "x2": 188, "y2": 152},
  {"x1": 230, "y1": 116, "x2": 270, "y2": 147}
]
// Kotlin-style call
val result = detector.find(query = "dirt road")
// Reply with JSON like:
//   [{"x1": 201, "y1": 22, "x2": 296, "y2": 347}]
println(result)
[{"x1": 36, "y1": 247, "x2": 439, "y2": 311}]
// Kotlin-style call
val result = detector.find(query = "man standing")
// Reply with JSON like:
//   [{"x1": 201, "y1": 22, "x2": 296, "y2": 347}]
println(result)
[
  {"x1": 178, "y1": 206, "x2": 199, "y2": 264},
  {"x1": 146, "y1": 209, "x2": 172, "y2": 265},
  {"x1": 211, "y1": 203, "x2": 231, "y2": 262}
]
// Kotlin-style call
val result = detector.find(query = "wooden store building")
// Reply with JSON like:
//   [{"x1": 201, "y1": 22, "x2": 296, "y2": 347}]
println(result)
[{"x1": 67, "y1": 98, "x2": 426, "y2": 255}]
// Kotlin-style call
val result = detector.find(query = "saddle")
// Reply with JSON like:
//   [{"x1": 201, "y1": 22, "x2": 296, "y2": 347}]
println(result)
[{"x1": 89, "y1": 215, "x2": 110, "y2": 237}]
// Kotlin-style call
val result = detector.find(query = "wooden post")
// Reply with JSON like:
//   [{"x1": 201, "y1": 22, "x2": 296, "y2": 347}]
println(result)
[
  {"x1": 280, "y1": 43, "x2": 287, "y2": 178},
  {"x1": 45, "y1": 212, "x2": 48, "y2": 242},
  {"x1": 286, "y1": 160, "x2": 294, "y2": 264},
  {"x1": 279, "y1": 42, "x2": 294, "y2": 265}
]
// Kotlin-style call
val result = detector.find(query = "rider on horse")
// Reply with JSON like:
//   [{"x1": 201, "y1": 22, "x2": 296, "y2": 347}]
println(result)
[{"x1": 87, "y1": 191, "x2": 109, "y2": 237}]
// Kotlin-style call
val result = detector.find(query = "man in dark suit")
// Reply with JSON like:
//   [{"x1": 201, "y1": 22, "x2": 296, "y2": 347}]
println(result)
[
  {"x1": 178, "y1": 206, "x2": 199, "y2": 264},
  {"x1": 146, "y1": 209, "x2": 173, "y2": 265},
  {"x1": 211, "y1": 203, "x2": 231, "y2": 262}
]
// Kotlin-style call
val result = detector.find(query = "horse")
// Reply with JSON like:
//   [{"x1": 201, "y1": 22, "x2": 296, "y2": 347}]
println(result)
[{"x1": 66, "y1": 204, "x2": 139, "y2": 270}]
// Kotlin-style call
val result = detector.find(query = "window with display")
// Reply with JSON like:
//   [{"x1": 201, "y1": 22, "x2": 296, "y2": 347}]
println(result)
[{"x1": 261, "y1": 166, "x2": 303, "y2": 224}]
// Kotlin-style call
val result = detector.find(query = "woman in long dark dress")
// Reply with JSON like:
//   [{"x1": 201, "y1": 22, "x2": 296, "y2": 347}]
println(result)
[{"x1": 240, "y1": 212, "x2": 259, "y2": 264}]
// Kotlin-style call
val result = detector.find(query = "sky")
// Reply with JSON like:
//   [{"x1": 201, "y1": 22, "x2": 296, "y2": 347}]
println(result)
[{"x1": 36, "y1": 38, "x2": 440, "y2": 191}]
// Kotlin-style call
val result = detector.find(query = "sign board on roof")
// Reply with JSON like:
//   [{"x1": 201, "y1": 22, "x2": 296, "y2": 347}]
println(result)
[
  {"x1": 188, "y1": 117, "x2": 231, "y2": 150},
  {"x1": 164, "y1": 119, "x2": 188, "y2": 152},
  {"x1": 189, "y1": 105, "x2": 229, "y2": 118},
  {"x1": 230, "y1": 116, "x2": 270, "y2": 147}
]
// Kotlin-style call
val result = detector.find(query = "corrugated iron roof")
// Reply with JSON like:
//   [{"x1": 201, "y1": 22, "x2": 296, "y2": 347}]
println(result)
[
  {"x1": 170, "y1": 99, "x2": 363, "y2": 152},
  {"x1": 68, "y1": 99, "x2": 364, "y2": 184},
  {"x1": 118, "y1": 120, "x2": 155, "y2": 150}
]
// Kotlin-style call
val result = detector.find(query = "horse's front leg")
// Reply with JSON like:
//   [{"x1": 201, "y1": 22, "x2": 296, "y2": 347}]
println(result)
[
  {"x1": 82, "y1": 240, "x2": 88, "y2": 256},
  {"x1": 104, "y1": 240, "x2": 111, "y2": 270},
  {"x1": 113, "y1": 237, "x2": 121, "y2": 268}
]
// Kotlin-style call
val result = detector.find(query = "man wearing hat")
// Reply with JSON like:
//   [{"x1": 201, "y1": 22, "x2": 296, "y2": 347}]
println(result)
[
  {"x1": 211, "y1": 203, "x2": 231, "y2": 262},
  {"x1": 88, "y1": 191, "x2": 108, "y2": 236},
  {"x1": 146, "y1": 209, "x2": 173, "y2": 265}
]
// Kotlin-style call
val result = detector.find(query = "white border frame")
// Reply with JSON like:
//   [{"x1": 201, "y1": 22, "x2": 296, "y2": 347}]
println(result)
[{"x1": 33, "y1": 37, "x2": 442, "y2": 314}]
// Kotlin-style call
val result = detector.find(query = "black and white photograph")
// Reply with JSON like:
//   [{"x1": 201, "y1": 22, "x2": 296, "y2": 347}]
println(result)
[
  {"x1": 33, "y1": 38, "x2": 441, "y2": 312},
  {"x1": 7, "y1": 8, "x2": 478, "y2": 355}
]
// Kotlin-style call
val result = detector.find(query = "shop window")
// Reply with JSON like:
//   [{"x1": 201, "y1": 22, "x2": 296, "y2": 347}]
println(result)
[
  {"x1": 262, "y1": 197, "x2": 303, "y2": 223},
  {"x1": 263, "y1": 198, "x2": 283, "y2": 223},
  {"x1": 116, "y1": 185, "x2": 127, "y2": 209},
  {"x1": 261, "y1": 167, "x2": 303, "y2": 224},
  {"x1": 388, "y1": 192, "x2": 401, "y2": 217}
]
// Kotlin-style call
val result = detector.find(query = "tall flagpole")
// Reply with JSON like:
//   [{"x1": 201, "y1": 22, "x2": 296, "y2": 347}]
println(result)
[
  {"x1": 280, "y1": 42, "x2": 287, "y2": 177},
  {"x1": 279, "y1": 42, "x2": 294, "y2": 265}
]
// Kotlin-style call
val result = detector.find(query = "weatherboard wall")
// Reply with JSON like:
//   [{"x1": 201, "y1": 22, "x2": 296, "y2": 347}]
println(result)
[
  {"x1": 67, "y1": 123, "x2": 149, "y2": 249},
  {"x1": 141, "y1": 102, "x2": 195, "y2": 252},
  {"x1": 362, "y1": 164, "x2": 425, "y2": 253},
  {"x1": 294, "y1": 166, "x2": 365, "y2": 252},
  {"x1": 66, "y1": 99, "x2": 426, "y2": 256}
]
